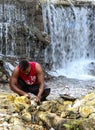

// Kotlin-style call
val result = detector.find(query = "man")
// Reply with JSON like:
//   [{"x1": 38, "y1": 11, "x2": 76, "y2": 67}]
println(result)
[{"x1": 10, "y1": 59, "x2": 50, "y2": 102}]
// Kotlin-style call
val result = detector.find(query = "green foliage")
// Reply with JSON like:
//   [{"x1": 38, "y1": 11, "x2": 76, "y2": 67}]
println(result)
[{"x1": 63, "y1": 124, "x2": 72, "y2": 130}]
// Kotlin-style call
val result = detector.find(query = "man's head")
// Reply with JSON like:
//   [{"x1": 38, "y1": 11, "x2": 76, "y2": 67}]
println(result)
[{"x1": 19, "y1": 60, "x2": 30, "y2": 75}]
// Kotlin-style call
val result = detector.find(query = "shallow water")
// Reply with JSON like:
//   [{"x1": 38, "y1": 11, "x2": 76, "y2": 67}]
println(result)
[{"x1": 46, "y1": 76, "x2": 95, "y2": 100}]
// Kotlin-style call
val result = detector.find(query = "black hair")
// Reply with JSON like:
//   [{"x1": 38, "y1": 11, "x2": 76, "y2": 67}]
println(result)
[{"x1": 19, "y1": 60, "x2": 29, "y2": 71}]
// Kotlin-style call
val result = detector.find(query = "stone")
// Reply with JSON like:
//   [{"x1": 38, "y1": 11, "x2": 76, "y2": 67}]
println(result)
[
  {"x1": 22, "y1": 112, "x2": 31, "y2": 122},
  {"x1": 14, "y1": 96, "x2": 31, "y2": 112},
  {"x1": 36, "y1": 111, "x2": 64, "y2": 128},
  {"x1": 79, "y1": 106, "x2": 95, "y2": 118},
  {"x1": 12, "y1": 125, "x2": 26, "y2": 130},
  {"x1": 1, "y1": 91, "x2": 95, "y2": 129}
]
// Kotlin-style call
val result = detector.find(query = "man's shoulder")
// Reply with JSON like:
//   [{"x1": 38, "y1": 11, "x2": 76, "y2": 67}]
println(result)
[
  {"x1": 29, "y1": 61, "x2": 39, "y2": 67},
  {"x1": 29, "y1": 61, "x2": 37, "y2": 64},
  {"x1": 12, "y1": 66, "x2": 19, "y2": 75},
  {"x1": 29, "y1": 61, "x2": 42, "y2": 69},
  {"x1": 14, "y1": 65, "x2": 19, "y2": 71}
]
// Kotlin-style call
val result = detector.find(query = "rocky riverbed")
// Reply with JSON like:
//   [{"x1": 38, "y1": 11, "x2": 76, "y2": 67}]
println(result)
[
  {"x1": 0, "y1": 58, "x2": 95, "y2": 101},
  {"x1": 45, "y1": 76, "x2": 95, "y2": 100},
  {"x1": 0, "y1": 75, "x2": 95, "y2": 130},
  {"x1": 1, "y1": 75, "x2": 95, "y2": 100},
  {"x1": 0, "y1": 83, "x2": 95, "y2": 130},
  {"x1": 1, "y1": 59, "x2": 95, "y2": 129}
]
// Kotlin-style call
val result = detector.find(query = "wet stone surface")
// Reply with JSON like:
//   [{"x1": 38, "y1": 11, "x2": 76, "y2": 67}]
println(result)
[
  {"x1": 45, "y1": 76, "x2": 95, "y2": 100},
  {"x1": 1, "y1": 76, "x2": 95, "y2": 100}
]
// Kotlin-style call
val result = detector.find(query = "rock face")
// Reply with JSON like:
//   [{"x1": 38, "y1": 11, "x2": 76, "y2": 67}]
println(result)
[
  {"x1": 0, "y1": 60, "x2": 9, "y2": 83},
  {"x1": 40, "y1": 0, "x2": 95, "y2": 5},
  {"x1": 0, "y1": 91, "x2": 95, "y2": 129},
  {"x1": 0, "y1": 0, "x2": 50, "y2": 65},
  {"x1": 0, "y1": 0, "x2": 94, "y2": 68}
]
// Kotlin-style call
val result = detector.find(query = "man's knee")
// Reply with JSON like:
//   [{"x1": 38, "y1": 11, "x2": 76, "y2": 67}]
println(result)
[
  {"x1": 18, "y1": 78, "x2": 28, "y2": 92},
  {"x1": 41, "y1": 88, "x2": 51, "y2": 101},
  {"x1": 44, "y1": 88, "x2": 51, "y2": 95},
  {"x1": 44, "y1": 83, "x2": 50, "y2": 95}
]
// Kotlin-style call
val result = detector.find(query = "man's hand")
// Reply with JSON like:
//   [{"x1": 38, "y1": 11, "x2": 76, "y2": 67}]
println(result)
[
  {"x1": 35, "y1": 96, "x2": 41, "y2": 103},
  {"x1": 24, "y1": 93, "x2": 31, "y2": 99}
]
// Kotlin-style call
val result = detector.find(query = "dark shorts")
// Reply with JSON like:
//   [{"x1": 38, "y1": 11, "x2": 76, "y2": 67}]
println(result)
[{"x1": 18, "y1": 78, "x2": 50, "y2": 100}]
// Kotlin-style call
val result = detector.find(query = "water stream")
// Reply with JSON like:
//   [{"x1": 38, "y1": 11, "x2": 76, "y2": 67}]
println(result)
[{"x1": 42, "y1": 1, "x2": 95, "y2": 80}]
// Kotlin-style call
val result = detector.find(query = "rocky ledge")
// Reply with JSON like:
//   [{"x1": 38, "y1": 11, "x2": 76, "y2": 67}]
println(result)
[
  {"x1": 40, "y1": 0, "x2": 95, "y2": 6},
  {"x1": 0, "y1": 91, "x2": 95, "y2": 130}
]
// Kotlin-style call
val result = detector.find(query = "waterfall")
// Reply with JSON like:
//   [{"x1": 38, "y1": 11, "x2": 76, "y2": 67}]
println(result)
[
  {"x1": 42, "y1": 1, "x2": 95, "y2": 80},
  {"x1": 0, "y1": 2, "x2": 32, "y2": 57}
]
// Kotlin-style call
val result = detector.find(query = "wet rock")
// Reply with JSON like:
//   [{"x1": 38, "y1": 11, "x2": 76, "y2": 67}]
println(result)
[
  {"x1": 79, "y1": 106, "x2": 95, "y2": 118},
  {"x1": 36, "y1": 111, "x2": 64, "y2": 128},
  {"x1": 39, "y1": 100, "x2": 57, "y2": 112},
  {"x1": 14, "y1": 96, "x2": 31, "y2": 112},
  {"x1": 12, "y1": 125, "x2": 26, "y2": 130},
  {"x1": 0, "y1": 60, "x2": 9, "y2": 83},
  {"x1": 40, "y1": 0, "x2": 93, "y2": 6},
  {"x1": 32, "y1": 26, "x2": 51, "y2": 45},
  {"x1": 21, "y1": 112, "x2": 31, "y2": 122},
  {"x1": 0, "y1": 91, "x2": 95, "y2": 129},
  {"x1": 79, "y1": 118, "x2": 95, "y2": 130}
]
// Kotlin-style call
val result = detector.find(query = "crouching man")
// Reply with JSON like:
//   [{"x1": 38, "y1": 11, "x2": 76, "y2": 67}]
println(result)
[{"x1": 10, "y1": 59, "x2": 50, "y2": 102}]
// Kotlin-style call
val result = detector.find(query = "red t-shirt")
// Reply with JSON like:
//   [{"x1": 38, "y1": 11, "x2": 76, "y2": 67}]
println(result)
[{"x1": 17, "y1": 62, "x2": 38, "y2": 85}]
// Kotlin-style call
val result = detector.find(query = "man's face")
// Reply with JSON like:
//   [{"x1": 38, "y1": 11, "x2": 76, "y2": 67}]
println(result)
[{"x1": 21, "y1": 65, "x2": 31, "y2": 76}]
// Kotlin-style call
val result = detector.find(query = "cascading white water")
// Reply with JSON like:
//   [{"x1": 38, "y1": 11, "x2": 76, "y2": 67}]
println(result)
[
  {"x1": 0, "y1": 3, "x2": 28, "y2": 56},
  {"x1": 42, "y1": 1, "x2": 95, "y2": 80}
]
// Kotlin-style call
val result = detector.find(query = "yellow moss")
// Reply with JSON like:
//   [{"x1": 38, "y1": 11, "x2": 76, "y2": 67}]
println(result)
[
  {"x1": 64, "y1": 101, "x2": 72, "y2": 105},
  {"x1": 14, "y1": 96, "x2": 31, "y2": 105},
  {"x1": 14, "y1": 96, "x2": 31, "y2": 112},
  {"x1": 6, "y1": 95, "x2": 15, "y2": 101},
  {"x1": 79, "y1": 106, "x2": 95, "y2": 118},
  {"x1": 86, "y1": 99, "x2": 95, "y2": 106},
  {"x1": 83, "y1": 93, "x2": 95, "y2": 100},
  {"x1": 58, "y1": 105, "x2": 66, "y2": 111}
]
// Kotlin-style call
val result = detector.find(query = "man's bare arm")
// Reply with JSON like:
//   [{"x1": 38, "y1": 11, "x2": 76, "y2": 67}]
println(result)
[
  {"x1": 10, "y1": 69, "x2": 29, "y2": 97},
  {"x1": 36, "y1": 63, "x2": 44, "y2": 99}
]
